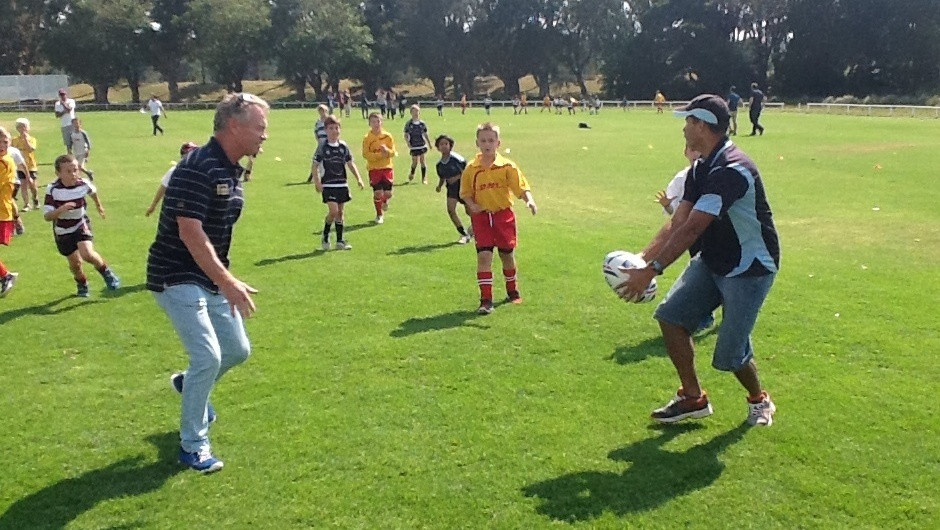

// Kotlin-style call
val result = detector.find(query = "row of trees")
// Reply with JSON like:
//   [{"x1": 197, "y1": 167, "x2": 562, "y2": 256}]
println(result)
[{"x1": 2, "y1": 0, "x2": 938, "y2": 103}]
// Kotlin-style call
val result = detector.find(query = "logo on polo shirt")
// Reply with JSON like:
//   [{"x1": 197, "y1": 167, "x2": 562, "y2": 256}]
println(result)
[{"x1": 216, "y1": 183, "x2": 230, "y2": 196}]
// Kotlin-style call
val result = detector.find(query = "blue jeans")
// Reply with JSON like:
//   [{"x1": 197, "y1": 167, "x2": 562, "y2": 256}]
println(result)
[
  {"x1": 154, "y1": 283, "x2": 251, "y2": 453},
  {"x1": 654, "y1": 256, "x2": 775, "y2": 372}
]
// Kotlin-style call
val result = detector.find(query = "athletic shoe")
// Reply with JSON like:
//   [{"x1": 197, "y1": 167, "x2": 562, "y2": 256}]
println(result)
[
  {"x1": 477, "y1": 299, "x2": 494, "y2": 315},
  {"x1": 747, "y1": 393, "x2": 776, "y2": 427},
  {"x1": 76, "y1": 282, "x2": 90, "y2": 298},
  {"x1": 170, "y1": 372, "x2": 217, "y2": 424},
  {"x1": 321, "y1": 238, "x2": 330, "y2": 251},
  {"x1": 422, "y1": 179, "x2": 428, "y2": 185},
  {"x1": 0, "y1": 272, "x2": 18, "y2": 297},
  {"x1": 335, "y1": 240, "x2": 352, "y2": 250},
  {"x1": 179, "y1": 447, "x2": 224, "y2": 474},
  {"x1": 21, "y1": 204, "x2": 30, "y2": 212},
  {"x1": 32, "y1": 201, "x2": 39, "y2": 209},
  {"x1": 695, "y1": 313, "x2": 715, "y2": 333},
  {"x1": 457, "y1": 234, "x2": 471, "y2": 244},
  {"x1": 375, "y1": 215, "x2": 384, "y2": 224},
  {"x1": 651, "y1": 388, "x2": 713, "y2": 423},
  {"x1": 408, "y1": 174, "x2": 415, "y2": 182},
  {"x1": 104, "y1": 271, "x2": 121, "y2": 290},
  {"x1": 14, "y1": 221, "x2": 24, "y2": 235},
  {"x1": 507, "y1": 290, "x2": 523, "y2": 304}
]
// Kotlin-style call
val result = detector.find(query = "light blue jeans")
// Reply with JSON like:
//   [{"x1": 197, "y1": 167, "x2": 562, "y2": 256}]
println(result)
[{"x1": 154, "y1": 283, "x2": 251, "y2": 453}]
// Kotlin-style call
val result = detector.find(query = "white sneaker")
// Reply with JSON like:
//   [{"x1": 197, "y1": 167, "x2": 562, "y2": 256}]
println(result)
[
  {"x1": 457, "y1": 234, "x2": 471, "y2": 244},
  {"x1": 375, "y1": 215, "x2": 384, "y2": 224},
  {"x1": 321, "y1": 239, "x2": 330, "y2": 251},
  {"x1": 335, "y1": 240, "x2": 352, "y2": 250},
  {"x1": 747, "y1": 394, "x2": 776, "y2": 426}
]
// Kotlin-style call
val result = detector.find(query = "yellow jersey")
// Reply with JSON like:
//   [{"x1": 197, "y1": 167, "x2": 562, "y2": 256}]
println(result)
[
  {"x1": 460, "y1": 153, "x2": 530, "y2": 213},
  {"x1": 0, "y1": 153, "x2": 17, "y2": 221},
  {"x1": 10, "y1": 135, "x2": 37, "y2": 171},
  {"x1": 362, "y1": 130, "x2": 397, "y2": 171}
]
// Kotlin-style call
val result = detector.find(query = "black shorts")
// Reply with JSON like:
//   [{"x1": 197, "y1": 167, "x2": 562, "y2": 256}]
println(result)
[
  {"x1": 55, "y1": 229, "x2": 94, "y2": 256},
  {"x1": 17, "y1": 170, "x2": 37, "y2": 181},
  {"x1": 410, "y1": 146, "x2": 428, "y2": 157},
  {"x1": 322, "y1": 186, "x2": 351, "y2": 204},
  {"x1": 445, "y1": 182, "x2": 465, "y2": 204}
]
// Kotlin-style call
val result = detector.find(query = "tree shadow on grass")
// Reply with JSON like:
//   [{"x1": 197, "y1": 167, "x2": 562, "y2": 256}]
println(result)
[
  {"x1": 0, "y1": 431, "x2": 185, "y2": 529},
  {"x1": 522, "y1": 422, "x2": 750, "y2": 523},
  {"x1": 0, "y1": 295, "x2": 105, "y2": 326},
  {"x1": 607, "y1": 335, "x2": 665, "y2": 365},
  {"x1": 390, "y1": 309, "x2": 491, "y2": 337},
  {"x1": 387, "y1": 241, "x2": 460, "y2": 255}
]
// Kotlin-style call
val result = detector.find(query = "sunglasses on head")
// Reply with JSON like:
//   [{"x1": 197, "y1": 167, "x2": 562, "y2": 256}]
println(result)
[{"x1": 233, "y1": 92, "x2": 264, "y2": 107}]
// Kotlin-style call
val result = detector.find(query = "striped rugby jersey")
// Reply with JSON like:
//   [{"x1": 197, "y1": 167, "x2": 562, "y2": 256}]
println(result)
[{"x1": 43, "y1": 178, "x2": 97, "y2": 236}]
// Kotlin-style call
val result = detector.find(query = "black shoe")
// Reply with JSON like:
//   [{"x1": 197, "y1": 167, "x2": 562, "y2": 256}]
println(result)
[{"x1": 477, "y1": 299, "x2": 494, "y2": 315}]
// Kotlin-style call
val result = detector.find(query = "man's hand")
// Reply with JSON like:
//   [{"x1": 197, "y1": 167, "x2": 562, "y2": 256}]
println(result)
[
  {"x1": 655, "y1": 190, "x2": 672, "y2": 208},
  {"x1": 616, "y1": 266, "x2": 657, "y2": 303},
  {"x1": 220, "y1": 279, "x2": 258, "y2": 319}
]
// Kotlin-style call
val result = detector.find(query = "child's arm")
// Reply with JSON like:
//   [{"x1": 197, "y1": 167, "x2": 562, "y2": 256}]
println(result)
[
  {"x1": 89, "y1": 191, "x2": 106, "y2": 218},
  {"x1": 347, "y1": 160, "x2": 364, "y2": 189},
  {"x1": 522, "y1": 190, "x2": 537, "y2": 215},
  {"x1": 146, "y1": 185, "x2": 168, "y2": 216},
  {"x1": 311, "y1": 160, "x2": 323, "y2": 192},
  {"x1": 44, "y1": 202, "x2": 77, "y2": 222}
]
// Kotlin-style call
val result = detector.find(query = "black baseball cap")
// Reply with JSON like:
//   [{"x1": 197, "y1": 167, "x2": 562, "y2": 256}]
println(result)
[{"x1": 673, "y1": 94, "x2": 730, "y2": 129}]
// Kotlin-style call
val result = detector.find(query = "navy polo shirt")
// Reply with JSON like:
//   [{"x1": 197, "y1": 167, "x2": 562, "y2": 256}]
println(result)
[
  {"x1": 683, "y1": 139, "x2": 780, "y2": 277},
  {"x1": 147, "y1": 137, "x2": 245, "y2": 293}
]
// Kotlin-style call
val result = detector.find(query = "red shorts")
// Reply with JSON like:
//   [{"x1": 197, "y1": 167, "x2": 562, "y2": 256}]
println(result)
[
  {"x1": 0, "y1": 220, "x2": 13, "y2": 246},
  {"x1": 369, "y1": 168, "x2": 394, "y2": 190},
  {"x1": 471, "y1": 209, "x2": 517, "y2": 251}
]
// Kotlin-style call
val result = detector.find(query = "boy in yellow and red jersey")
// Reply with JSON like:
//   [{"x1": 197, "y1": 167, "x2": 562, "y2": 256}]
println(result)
[
  {"x1": 0, "y1": 127, "x2": 21, "y2": 296},
  {"x1": 460, "y1": 122, "x2": 537, "y2": 314},
  {"x1": 362, "y1": 112, "x2": 397, "y2": 224}
]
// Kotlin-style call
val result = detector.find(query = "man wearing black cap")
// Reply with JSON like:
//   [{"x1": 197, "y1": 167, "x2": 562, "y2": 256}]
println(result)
[{"x1": 619, "y1": 94, "x2": 780, "y2": 427}]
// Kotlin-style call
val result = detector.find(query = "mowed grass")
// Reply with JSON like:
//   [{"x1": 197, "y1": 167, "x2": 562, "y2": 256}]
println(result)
[{"x1": 0, "y1": 106, "x2": 937, "y2": 528}]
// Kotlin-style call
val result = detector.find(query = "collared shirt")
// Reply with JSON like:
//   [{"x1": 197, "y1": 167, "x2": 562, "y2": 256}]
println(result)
[
  {"x1": 146, "y1": 137, "x2": 244, "y2": 293},
  {"x1": 55, "y1": 98, "x2": 76, "y2": 127},
  {"x1": 460, "y1": 153, "x2": 530, "y2": 212},
  {"x1": 314, "y1": 141, "x2": 353, "y2": 187},
  {"x1": 148, "y1": 99, "x2": 164, "y2": 116},
  {"x1": 44, "y1": 178, "x2": 97, "y2": 235},
  {"x1": 436, "y1": 152, "x2": 466, "y2": 182},
  {"x1": 0, "y1": 154, "x2": 16, "y2": 221},
  {"x1": 362, "y1": 130, "x2": 396, "y2": 171},
  {"x1": 727, "y1": 92, "x2": 741, "y2": 111},
  {"x1": 404, "y1": 120, "x2": 428, "y2": 148},
  {"x1": 683, "y1": 139, "x2": 780, "y2": 277}
]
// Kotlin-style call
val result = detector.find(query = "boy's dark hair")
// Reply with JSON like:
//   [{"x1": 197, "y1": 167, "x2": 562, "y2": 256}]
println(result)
[
  {"x1": 435, "y1": 134, "x2": 454, "y2": 148},
  {"x1": 54, "y1": 154, "x2": 76, "y2": 172},
  {"x1": 324, "y1": 115, "x2": 341, "y2": 128}
]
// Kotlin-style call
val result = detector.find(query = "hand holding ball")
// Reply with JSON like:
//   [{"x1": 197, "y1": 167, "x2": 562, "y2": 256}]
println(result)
[{"x1": 603, "y1": 251, "x2": 657, "y2": 303}]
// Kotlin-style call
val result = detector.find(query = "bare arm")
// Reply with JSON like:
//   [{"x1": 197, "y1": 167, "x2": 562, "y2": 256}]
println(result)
[
  {"x1": 347, "y1": 160, "x2": 364, "y2": 189},
  {"x1": 145, "y1": 185, "x2": 167, "y2": 216},
  {"x1": 178, "y1": 217, "x2": 257, "y2": 318},
  {"x1": 89, "y1": 192, "x2": 106, "y2": 218}
]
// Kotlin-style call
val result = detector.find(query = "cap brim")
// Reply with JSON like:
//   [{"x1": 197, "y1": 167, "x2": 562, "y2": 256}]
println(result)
[{"x1": 673, "y1": 108, "x2": 719, "y2": 124}]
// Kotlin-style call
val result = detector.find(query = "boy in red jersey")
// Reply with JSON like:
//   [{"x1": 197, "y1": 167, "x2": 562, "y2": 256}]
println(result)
[
  {"x1": 0, "y1": 127, "x2": 20, "y2": 296},
  {"x1": 43, "y1": 154, "x2": 120, "y2": 297},
  {"x1": 362, "y1": 112, "x2": 397, "y2": 224},
  {"x1": 460, "y1": 122, "x2": 537, "y2": 314}
]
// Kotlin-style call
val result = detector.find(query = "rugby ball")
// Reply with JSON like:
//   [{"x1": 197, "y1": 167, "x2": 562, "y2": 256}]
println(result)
[{"x1": 603, "y1": 250, "x2": 657, "y2": 303}]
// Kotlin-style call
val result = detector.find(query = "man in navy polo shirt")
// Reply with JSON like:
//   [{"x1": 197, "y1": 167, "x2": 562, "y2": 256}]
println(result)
[
  {"x1": 620, "y1": 94, "x2": 780, "y2": 427},
  {"x1": 147, "y1": 92, "x2": 269, "y2": 473},
  {"x1": 748, "y1": 82, "x2": 765, "y2": 136}
]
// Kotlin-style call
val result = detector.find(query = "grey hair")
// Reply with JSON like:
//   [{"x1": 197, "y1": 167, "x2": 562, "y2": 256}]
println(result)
[{"x1": 213, "y1": 93, "x2": 270, "y2": 133}]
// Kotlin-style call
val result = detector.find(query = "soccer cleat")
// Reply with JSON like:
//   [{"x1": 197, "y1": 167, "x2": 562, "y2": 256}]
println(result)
[
  {"x1": 179, "y1": 447, "x2": 224, "y2": 474},
  {"x1": 76, "y1": 282, "x2": 90, "y2": 298},
  {"x1": 170, "y1": 372, "x2": 217, "y2": 424},
  {"x1": 321, "y1": 238, "x2": 330, "y2": 251},
  {"x1": 104, "y1": 271, "x2": 121, "y2": 290},
  {"x1": 747, "y1": 393, "x2": 776, "y2": 427},
  {"x1": 651, "y1": 388, "x2": 713, "y2": 423},
  {"x1": 477, "y1": 299, "x2": 494, "y2": 315},
  {"x1": 375, "y1": 215, "x2": 384, "y2": 224},
  {"x1": 0, "y1": 272, "x2": 18, "y2": 297},
  {"x1": 408, "y1": 173, "x2": 415, "y2": 182},
  {"x1": 457, "y1": 234, "x2": 471, "y2": 244},
  {"x1": 335, "y1": 240, "x2": 352, "y2": 250},
  {"x1": 507, "y1": 290, "x2": 523, "y2": 304}
]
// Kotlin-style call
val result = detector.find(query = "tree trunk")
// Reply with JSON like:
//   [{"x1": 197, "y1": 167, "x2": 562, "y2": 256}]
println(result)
[
  {"x1": 533, "y1": 70, "x2": 550, "y2": 97},
  {"x1": 93, "y1": 84, "x2": 110, "y2": 104},
  {"x1": 308, "y1": 73, "x2": 323, "y2": 100},
  {"x1": 575, "y1": 70, "x2": 589, "y2": 98},
  {"x1": 430, "y1": 74, "x2": 446, "y2": 98},
  {"x1": 497, "y1": 74, "x2": 521, "y2": 97},
  {"x1": 167, "y1": 77, "x2": 180, "y2": 103},
  {"x1": 129, "y1": 80, "x2": 141, "y2": 104}
]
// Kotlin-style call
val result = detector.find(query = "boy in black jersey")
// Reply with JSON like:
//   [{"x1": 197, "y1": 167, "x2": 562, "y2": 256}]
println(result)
[
  {"x1": 434, "y1": 134, "x2": 472, "y2": 244},
  {"x1": 311, "y1": 116, "x2": 364, "y2": 250},
  {"x1": 404, "y1": 105, "x2": 432, "y2": 184}
]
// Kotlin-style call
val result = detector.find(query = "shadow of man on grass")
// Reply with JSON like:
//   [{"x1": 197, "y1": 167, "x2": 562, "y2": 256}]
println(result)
[
  {"x1": 607, "y1": 335, "x2": 666, "y2": 365},
  {"x1": 0, "y1": 431, "x2": 184, "y2": 529},
  {"x1": 390, "y1": 309, "x2": 490, "y2": 337},
  {"x1": 522, "y1": 422, "x2": 750, "y2": 522}
]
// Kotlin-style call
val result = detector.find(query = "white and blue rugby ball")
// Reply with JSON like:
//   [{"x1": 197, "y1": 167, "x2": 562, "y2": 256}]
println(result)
[{"x1": 603, "y1": 250, "x2": 657, "y2": 303}]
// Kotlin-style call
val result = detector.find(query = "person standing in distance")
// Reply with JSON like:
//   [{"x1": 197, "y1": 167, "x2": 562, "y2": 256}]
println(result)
[
  {"x1": 748, "y1": 82, "x2": 765, "y2": 136},
  {"x1": 147, "y1": 94, "x2": 167, "y2": 136},
  {"x1": 147, "y1": 93, "x2": 269, "y2": 473},
  {"x1": 54, "y1": 89, "x2": 76, "y2": 154},
  {"x1": 620, "y1": 94, "x2": 780, "y2": 427},
  {"x1": 726, "y1": 86, "x2": 741, "y2": 136}
]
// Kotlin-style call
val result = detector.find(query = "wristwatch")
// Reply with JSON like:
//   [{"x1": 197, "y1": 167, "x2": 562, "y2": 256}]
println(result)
[{"x1": 649, "y1": 260, "x2": 665, "y2": 275}]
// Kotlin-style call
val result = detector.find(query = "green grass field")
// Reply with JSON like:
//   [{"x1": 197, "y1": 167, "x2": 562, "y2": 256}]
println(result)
[{"x1": 0, "y1": 106, "x2": 937, "y2": 529}]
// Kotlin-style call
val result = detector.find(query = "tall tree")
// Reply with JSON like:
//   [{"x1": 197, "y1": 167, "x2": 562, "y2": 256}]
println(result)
[
  {"x1": 188, "y1": 0, "x2": 271, "y2": 93},
  {"x1": 0, "y1": 0, "x2": 48, "y2": 74},
  {"x1": 147, "y1": 0, "x2": 197, "y2": 102},
  {"x1": 42, "y1": 0, "x2": 150, "y2": 103},
  {"x1": 396, "y1": 0, "x2": 468, "y2": 98},
  {"x1": 552, "y1": 0, "x2": 626, "y2": 97}
]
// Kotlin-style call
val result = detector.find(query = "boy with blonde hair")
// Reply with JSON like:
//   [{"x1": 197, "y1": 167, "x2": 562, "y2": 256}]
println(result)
[
  {"x1": 0, "y1": 127, "x2": 20, "y2": 296},
  {"x1": 12, "y1": 118, "x2": 40, "y2": 211},
  {"x1": 362, "y1": 112, "x2": 397, "y2": 224},
  {"x1": 460, "y1": 122, "x2": 537, "y2": 314}
]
